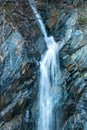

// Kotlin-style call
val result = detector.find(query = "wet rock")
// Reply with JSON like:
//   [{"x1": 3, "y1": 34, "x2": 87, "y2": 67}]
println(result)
[
  {"x1": 72, "y1": 71, "x2": 80, "y2": 79},
  {"x1": 50, "y1": 9, "x2": 78, "y2": 41},
  {"x1": 71, "y1": 45, "x2": 87, "y2": 70},
  {"x1": 68, "y1": 30, "x2": 83, "y2": 51},
  {"x1": 62, "y1": 55, "x2": 73, "y2": 68},
  {"x1": 4, "y1": 24, "x2": 12, "y2": 39},
  {"x1": 66, "y1": 64, "x2": 77, "y2": 73},
  {"x1": 34, "y1": 34, "x2": 47, "y2": 55},
  {"x1": 74, "y1": 78, "x2": 84, "y2": 87},
  {"x1": 78, "y1": 82, "x2": 86, "y2": 93}
]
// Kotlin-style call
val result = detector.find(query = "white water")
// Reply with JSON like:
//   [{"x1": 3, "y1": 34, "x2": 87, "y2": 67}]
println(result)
[
  {"x1": 38, "y1": 34, "x2": 59, "y2": 129},
  {"x1": 29, "y1": 1, "x2": 72, "y2": 130},
  {"x1": 29, "y1": 0, "x2": 47, "y2": 38}
]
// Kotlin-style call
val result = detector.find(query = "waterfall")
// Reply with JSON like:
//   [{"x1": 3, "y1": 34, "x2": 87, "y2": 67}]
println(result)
[
  {"x1": 29, "y1": 0, "x2": 47, "y2": 38},
  {"x1": 38, "y1": 37, "x2": 59, "y2": 130},
  {"x1": 29, "y1": 0, "x2": 70, "y2": 130}
]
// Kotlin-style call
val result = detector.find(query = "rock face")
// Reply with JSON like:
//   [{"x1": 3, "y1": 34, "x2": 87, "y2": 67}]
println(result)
[
  {"x1": 54, "y1": 6, "x2": 87, "y2": 130},
  {"x1": 0, "y1": 1, "x2": 87, "y2": 130},
  {"x1": 0, "y1": 30, "x2": 39, "y2": 130}
]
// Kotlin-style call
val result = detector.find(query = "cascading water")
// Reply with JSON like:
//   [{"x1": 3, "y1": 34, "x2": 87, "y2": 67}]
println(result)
[
  {"x1": 29, "y1": 1, "x2": 61, "y2": 130},
  {"x1": 38, "y1": 37, "x2": 59, "y2": 130},
  {"x1": 29, "y1": 0, "x2": 72, "y2": 130}
]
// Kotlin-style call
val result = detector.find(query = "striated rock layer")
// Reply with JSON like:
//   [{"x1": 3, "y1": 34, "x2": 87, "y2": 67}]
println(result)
[{"x1": 0, "y1": 1, "x2": 87, "y2": 130}]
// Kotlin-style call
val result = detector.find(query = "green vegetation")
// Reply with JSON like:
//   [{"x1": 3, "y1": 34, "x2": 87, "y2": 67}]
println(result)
[
  {"x1": 78, "y1": 15, "x2": 87, "y2": 25},
  {"x1": 78, "y1": 6, "x2": 87, "y2": 25}
]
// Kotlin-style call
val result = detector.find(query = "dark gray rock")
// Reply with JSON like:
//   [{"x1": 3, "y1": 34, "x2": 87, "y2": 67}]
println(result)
[
  {"x1": 74, "y1": 77, "x2": 83, "y2": 87},
  {"x1": 68, "y1": 30, "x2": 83, "y2": 50},
  {"x1": 62, "y1": 55, "x2": 73, "y2": 68},
  {"x1": 72, "y1": 71, "x2": 80, "y2": 79},
  {"x1": 0, "y1": 32, "x2": 24, "y2": 93},
  {"x1": 4, "y1": 24, "x2": 12, "y2": 39},
  {"x1": 79, "y1": 82, "x2": 86, "y2": 93},
  {"x1": 50, "y1": 9, "x2": 78, "y2": 41},
  {"x1": 63, "y1": 0, "x2": 86, "y2": 5},
  {"x1": 34, "y1": 34, "x2": 47, "y2": 55},
  {"x1": 0, "y1": 31, "x2": 39, "y2": 130}
]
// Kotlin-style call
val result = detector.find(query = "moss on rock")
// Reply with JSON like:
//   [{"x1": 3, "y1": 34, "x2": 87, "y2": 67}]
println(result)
[{"x1": 78, "y1": 15, "x2": 87, "y2": 25}]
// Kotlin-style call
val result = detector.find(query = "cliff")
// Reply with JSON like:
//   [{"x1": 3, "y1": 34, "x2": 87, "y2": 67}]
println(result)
[{"x1": 0, "y1": 0, "x2": 87, "y2": 130}]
